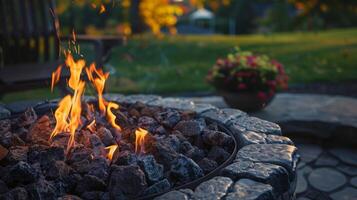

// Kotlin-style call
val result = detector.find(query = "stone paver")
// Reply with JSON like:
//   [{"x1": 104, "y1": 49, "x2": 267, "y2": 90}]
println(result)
[
  {"x1": 253, "y1": 93, "x2": 357, "y2": 129},
  {"x1": 351, "y1": 177, "x2": 357, "y2": 188},
  {"x1": 314, "y1": 154, "x2": 339, "y2": 167},
  {"x1": 296, "y1": 144, "x2": 322, "y2": 163},
  {"x1": 330, "y1": 187, "x2": 357, "y2": 200},
  {"x1": 296, "y1": 171, "x2": 308, "y2": 194},
  {"x1": 308, "y1": 168, "x2": 347, "y2": 192},
  {"x1": 338, "y1": 165, "x2": 357, "y2": 176},
  {"x1": 329, "y1": 148, "x2": 357, "y2": 166}
]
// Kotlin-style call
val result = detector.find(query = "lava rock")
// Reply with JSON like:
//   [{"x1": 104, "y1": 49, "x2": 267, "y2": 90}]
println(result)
[
  {"x1": 75, "y1": 175, "x2": 106, "y2": 195},
  {"x1": 62, "y1": 173, "x2": 82, "y2": 194},
  {"x1": 0, "y1": 132, "x2": 12, "y2": 148},
  {"x1": 0, "y1": 180, "x2": 8, "y2": 194},
  {"x1": 29, "y1": 145, "x2": 65, "y2": 170},
  {"x1": 180, "y1": 141, "x2": 205, "y2": 162},
  {"x1": 26, "y1": 179, "x2": 57, "y2": 200},
  {"x1": 43, "y1": 160, "x2": 73, "y2": 180},
  {"x1": 207, "y1": 146, "x2": 230, "y2": 164},
  {"x1": 154, "y1": 110, "x2": 181, "y2": 128},
  {"x1": 6, "y1": 146, "x2": 28, "y2": 163},
  {"x1": 58, "y1": 195, "x2": 82, "y2": 200},
  {"x1": 81, "y1": 191, "x2": 105, "y2": 200},
  {"x1": 17, "y1": 107, "x2": 37, "y2": 127},
  {"x1": 198, "y1": 158, "x2": 218, "y2": 174},
  {"x1": 89, "y1": 134, "x2": 106, "y2": 158},
  {"x1": 142, "y1": 179, "x2": 171, "y2": 196},
  {"x1": 97, "y1": 127, "x2": 116, "y2": 146},
  {"x1": 0, "y1": 120, "x2": 11, "y2": 134},
  {"x1": 67, "y1": 146, "x2": 92, "y2": 164},
  {"x1": 114, "y1": 150, "x2": 138, "y2": 166},
  {"x1": 170, "y1": 154, "x2": 204, "y2": 184},
  {"x1": 202, "y1": 129, "x2": 232, "y2": 146},
  {"x1": 87, "y1": 157, "x2": 109, "y2": 181},
  {"x1": 138, "y1": 116, "x2": 160, "y2": 133},
  {"x1": 164, "y1": 135, "x2": 181, "y2": 151},
  {"x1": 151, "y1": 140, "x2": 179, "y2": 170},
  {"x1": 0, "y1": 187, "x2": 28, "y2": 200},
  {"x1": 109, "y1": 165, "x2": 148, "y2": 197},
  {"x1": 173, "y1": 119, "x2": 206, "y2": 137},
  {"x1": 27, "y1": 115, "x2": 52, "y2": 143},
  {"x1": 3, "y1": 161, "x2": 38, "y2": 186},
  {"x1": 138, "y1": 155, "x2": 164, "y2": 184}
]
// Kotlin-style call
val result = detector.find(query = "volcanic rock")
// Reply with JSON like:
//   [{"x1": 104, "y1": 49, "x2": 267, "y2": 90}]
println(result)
[
  {"x1": 180, "y1": 141, "x2": 205, "y2": 162},
  {"x1": 109, "y1": 165, "x2": 148, "y2": 197},
  {"x1": 62, "y1": 173, "x2": 82, "y2": 194},
  {"x1": 170, "y1": 154, "x2": 204, "y2": 184},
  {"x1": 3, "y1": 161, "x2": 38, "y2": 186},
  {"x1": 89, "y1": 134, "x2": 105, "y2": 158},
  {"x1": 26, "y1": 179, "x2": 57, "y2": 200},
  {"x1": 6, "y1": 146, "x2": 28, "y2": 163},
  {"x1": 198, "y1": 158, "x2": 218, "y2": 174},
  {"x1": 58, "y1": 195, "x2": 82, "y2": 200},
  {"x1": 138, "y1": 116, "x2": 160, "y2": 132},
  {"x1": 0, "y1": 120, "x2": 11, "y2": 134},
  {"x1": 202, "y1": 129, "x2": 232, "y2": 146},
  {"x1": 27, "y1": 115, "x2": 51, "y2": 143},
  {"x1": 81, "y1": 191, "x2": 105, "y2": 200},
  {"x1": 154, "y1": 110, "x2": 181, "y2": 128},
  {"x1": 97, "y1": 127, "x2": 116, "y2": 146},
  {"x1": 0, "y1": 180, "x2": 8, "y2": 194},
  {"x1": 43, "y1": 160, "x2": 73, "y2": 180},
  {"x1": 114, "y1": 150, "x2": 138, "y2": 166},
  {"x1": 0, "y1": 132, "x2": 12, "y2": 148},
  {"x1": 28, "y1": 145, "x2": 65, "y2": 167},
  {"x1": 142, "y1": 179, "x2": 171, "y2": 196},
  {"x1": 138, "y1": 155, "x2": 164, "y2": 184},
  {"x1": 208, "y1": 146, "x2": 230, "y2": 164},
  {"x1": 67, "y1": 146, "x2": 92, "y2": 164},
  {"x1": 0, "y1": 187, "x2": 28, "y2": 200},
  {"x1": 75, "y1": 175, "x2": 106, "y2": 195},
  {"x1": 87, "y1": 157, "x2": 109, "y2": 180},
  {"x1": 174, "y1": 119, "x2": 206, "y2": 137},
  {"x1": 18, "y1": 107, "x2": 37, "y2": 127},
  {"x1": 151, "y1": 140, "x2": 179, "y2": 170}
]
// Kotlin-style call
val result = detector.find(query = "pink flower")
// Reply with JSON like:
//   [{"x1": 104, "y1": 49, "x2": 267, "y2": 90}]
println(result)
[{"x1": 257, "y1": 92, "x2": 267, "y2": 101}]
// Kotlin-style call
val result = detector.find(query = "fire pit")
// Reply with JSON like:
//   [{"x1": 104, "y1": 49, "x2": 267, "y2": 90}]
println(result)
[
  {"x1": 0, "y1": 94, "x2": 298, "y2": 200},
  {"x1": 0, "y1": 53, "x2": 298, "y2": 200}
]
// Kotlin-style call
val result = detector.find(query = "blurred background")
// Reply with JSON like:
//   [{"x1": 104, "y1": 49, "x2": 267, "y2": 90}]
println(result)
[{"x1": 2, "y1": 0, "x2": 357, "y2": 102}]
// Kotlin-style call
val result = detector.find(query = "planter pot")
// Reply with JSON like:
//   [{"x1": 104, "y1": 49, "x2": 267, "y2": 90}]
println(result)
[{"x1": 218, "y1": 90, "x2": 274, "y2": 112}]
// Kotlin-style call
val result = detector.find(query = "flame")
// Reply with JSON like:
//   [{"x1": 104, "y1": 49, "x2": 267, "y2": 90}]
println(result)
[
  {"x1": 135, "y1": 128, "x2": 148, "y2": 154},
  {"x1": 107, "y1": 102, "x2": 122, "y2": 131},
  {"x1": 105, "y1": 144, "x2": 118, "y2": 161},
  {"x1": 51, "y1": 65, "x2": 62, "y2": 92},
  {"x1": 87, "y1": 120, "x2": 96, "y2": 132},
  {"x1": 50, "y1": 53, "x2": 86, "y2": 152},
  {"x1": 50, "y1": 95, "x2": 72, "y2": 139},
  {"x1": 86, "y1": 64, "x2": 109, "y2": 115},
  {"x1": 99, "y1": 4, "x2": 106, "y2": 14}
]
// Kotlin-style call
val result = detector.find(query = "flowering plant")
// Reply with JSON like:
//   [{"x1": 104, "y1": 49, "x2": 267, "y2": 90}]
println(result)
[{"x1": 206, "y1": 48, "x2": 288, "y2": 101}]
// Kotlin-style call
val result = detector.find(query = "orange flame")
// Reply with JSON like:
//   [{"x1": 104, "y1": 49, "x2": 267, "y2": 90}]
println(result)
[
  {"x1": 86, "y1": 64, "x2": 109, "y2": 115},
  {"x1": 107, "y1": 102, "x2": 122, "y2": 131},
  {"x1": 50, "y1": 53, "x2": 86, "y2": 152},
  {"x1": 105, "y1": 144, "x2": 118, "y2": 161},
  {"x1": 99, "y1": 4, "x2": 106, "y2": 14},
  {"x1": 51, "y1": 65, "x2": 62, "y2": 92},
  {"x1": 135, "y1": 128, "x2": 148, "y2": 154},
  {"x1": 87, "y1": 120, "x2": 96, "y2": 132}
]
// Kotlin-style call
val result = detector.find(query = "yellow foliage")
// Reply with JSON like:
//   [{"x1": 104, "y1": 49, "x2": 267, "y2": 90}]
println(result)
[{"x1": 139, "y1": 0, "x2": 183, "y2": 36}]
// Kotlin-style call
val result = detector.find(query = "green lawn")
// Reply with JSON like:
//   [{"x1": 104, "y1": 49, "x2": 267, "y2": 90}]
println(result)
[{"x1": 3, "y1": 28, "x2": 357, "y2": 102}]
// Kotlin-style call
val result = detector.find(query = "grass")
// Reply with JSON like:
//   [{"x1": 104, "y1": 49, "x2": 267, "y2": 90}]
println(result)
[{"x1": 2, "y1": 28, "x2": 357, "y2": 102}]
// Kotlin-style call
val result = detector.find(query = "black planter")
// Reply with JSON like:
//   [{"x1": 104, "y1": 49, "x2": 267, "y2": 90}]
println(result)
[{"x1": 218, "y1": 90, "x2": 274, "y2": 112}]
